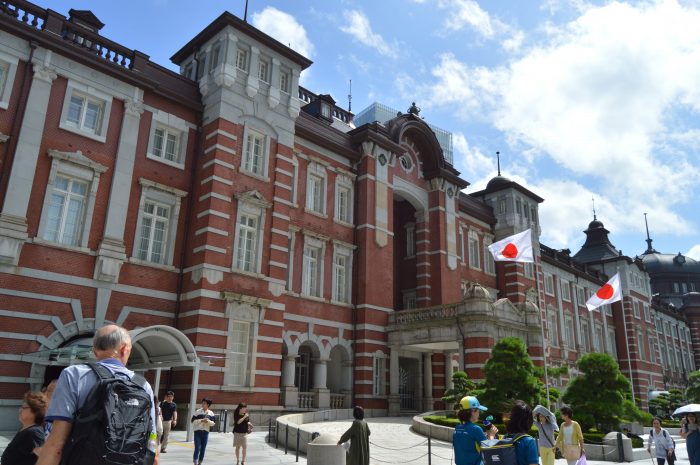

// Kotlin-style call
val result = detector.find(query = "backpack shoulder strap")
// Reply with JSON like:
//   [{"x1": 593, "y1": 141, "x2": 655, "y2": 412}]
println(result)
[
  {"x1": 131, "y1": 373, "x2": 148, "y2": 389},
  {"x1": 513, "y1": 433, "x2": 529, "y2": 442},
  {"x1": 663, "y1": 430, "x2": 668, "y2": 438},
  {"x1": 87, "y1": 362, "x2": 115, "y2": 381}
]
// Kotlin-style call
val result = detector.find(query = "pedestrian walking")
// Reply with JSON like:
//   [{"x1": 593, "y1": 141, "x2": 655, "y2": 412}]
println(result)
[
  {"x1": 555, "y1": 406, "x2": 584, "y2": 465},
  {"x1": 681, "y1": 413, "x2": 700, "y2": 465},
  {"x1": 453, "y1": 396, "x2": 498, "y2": 465},
  {"x1": 233, "y1": 403, "x2": 251, "y2": 465},
  {"x1": 507, "y1": 401, "x2": 539, "y2": 465},
  {"x1": 648, "y1": 417, "x2": 675, "y2": 465},
  {"x1": 1, "y1": 391, "x2": 47, "y2": 465},
  {"x1": 159, "y1": 390, "x2": 178, "y2": 453},
  {"x1": 191, "y1": 397, "x2": 216, "y2": 465},
  {"x1": 337, "y1": 406, "x2": 371, "y2": 465},
  {"x1": 533, "y1": 404, "x2": 559, "y2": 465}
]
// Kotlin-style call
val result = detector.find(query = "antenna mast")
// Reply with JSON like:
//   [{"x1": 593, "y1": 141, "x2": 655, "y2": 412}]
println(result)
[
  {"x1": 496, "y1": 151, "x2": 501, "y2": 176},
  {"x1": 592, "y1": 197, "x2": 597, "y2": 220},
  {"x1": 348, "y1": 79, "x2": 352, "y2": 112},
  {"x1": 244, "y1": 0, "x2": 249, "y2": 22}
]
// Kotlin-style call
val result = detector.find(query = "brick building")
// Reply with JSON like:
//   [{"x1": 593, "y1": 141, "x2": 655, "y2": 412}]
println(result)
[{"x1": 0, "y1": 1, "x2": 697, "y2": 430}]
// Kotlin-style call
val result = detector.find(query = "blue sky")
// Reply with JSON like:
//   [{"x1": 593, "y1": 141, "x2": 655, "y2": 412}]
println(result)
[{"x1": 44, "y1": 0, "x2": 700, "y2": 261}]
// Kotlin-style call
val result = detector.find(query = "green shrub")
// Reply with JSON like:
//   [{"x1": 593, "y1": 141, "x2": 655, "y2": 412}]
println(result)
[
  {"x1": 423, "y1": 415, "x2": 460, "y2": 428},
  {"x1": 583, "y1": 432, "x2": 606, "y2": 444},
  {"x1": 661, "y1": 420, "x2": 681, "y2": 428}
]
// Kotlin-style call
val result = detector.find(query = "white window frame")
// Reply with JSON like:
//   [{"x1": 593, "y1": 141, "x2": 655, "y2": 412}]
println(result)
[
  {"x1": 548, "y1": 312, "x2": 558, "y2": 347},
  {"x1": 564, "y1": 316, "x2": 574, "y2": 349},
  {"x1": 305, "y1": 162, "x2": 327, "y2": 216},
  {"x1": 209, "y1": 43, "x2": 222, "y2": 73},
  {"x1": 146, "y1": 109, "x2": 189, "y2": 169},
  {"x1": 59, "y1": 80, "x2": 113, "y2": 142},
  {"x1": 405, "y1": 223, "x2": 416, "y2": 258},
  {"x1": 484, "y1": 237, "x2": 496, "y2": 275},
  {"x1": 561, "y1": 280, "x2": 571, "y2": 302},
  {"x1": 372, "y1": 353, "x2": 386, "y2": 397},
  {"x1": 643, "y1": 304, "x2": 651, "y2": 322},
  {"x1": 290, "y1": 154, "x2": 299, "y2": 206},
  {"x1": 580, "y1": 320, "x2": 589, "y2": 352},
  {"x1": 332, "y1": 242, "x2": 354, "y2": 304},
  {"x1": 524, "y1": 262, "x2": 535, "y2": 279},
  {"x1": 131, "y1": 178, "x2": 186, "y2": 268},
  {"x1": 0, "y1": 50, "x2": 19, "y2": 110},
  {"x1": 576, "y1": 287, "x2": 586, "y2": 307},
  {"x1": 37, "y1": 150, "x2": 107, "y2": 251},
  {"x1": 648, "y1": 333, "x2": 656, "y2": 364},
  {"x1": 227, "y1": 320, "x2": 251, "y2": 386},
  {"x1": 258, "y1": 58, "x2": 270, "y2": 83},
  {"x1": 280, "y1": 68, "x2": 290, "y2": 94},
  {"x1": 593, "y1": 324, "x2": 602, "y2": 352},
  {"x1": 286, "y1": 228, "x2": 298, "y2": 292},
  {"x1": 240, "y1": 126, "x2": 270, "y2": 180},
  {"x1": 232, "y1": 190, "x2": 271, "y2": 275},
  {"x1": 608, "y1": 329, "x2": 617, "y2": 357},
  {"x1": 302, "y1": 234, "x2": 326, "y2": 299},
  {"x1": 334, "y1": 173, "x2": 354, "y2": 225},
  {"x1": 236, "y1": 47, "x2": 248, "y2": 72},
  {"x1": 403, "y1": 290, "x2": 417, "y2": 310},
  {"x1": 544, "y1": 274, "x2": 554, "y2": 296},
  {"x1": 637, "y1": 332, "x2": 645, "y2": 361},
  {"x1": 468, "y1": 231, "x2": 481, "y2": 270},
  {"x1": 633, "y1": 300, "x2": 640, "y2": 319}
]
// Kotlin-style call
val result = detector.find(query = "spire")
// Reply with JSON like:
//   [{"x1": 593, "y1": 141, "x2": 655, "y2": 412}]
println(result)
[
  {"x1": 643, "y1": 212, "x2": 658, "y2": 254},
  {"x1": 348, "y1": 79, "x2": 352, "y2": 112},
  {"x1": 592, "y1": 196, "x2": 597, "y2": 221},
  {"x1": 496, "y1": 151, "x2": 501, "y2": 176}
]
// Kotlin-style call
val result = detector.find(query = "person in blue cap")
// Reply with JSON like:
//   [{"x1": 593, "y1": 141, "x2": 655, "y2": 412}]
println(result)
[{"x1": 453, "y1": 396, "x2": 498, "y2": 465}]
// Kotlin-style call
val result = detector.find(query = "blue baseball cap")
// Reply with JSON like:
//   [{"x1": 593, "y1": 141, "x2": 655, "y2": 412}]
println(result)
[{"x1": 460, "y1": 396, "x2": 488, "y2": 411}]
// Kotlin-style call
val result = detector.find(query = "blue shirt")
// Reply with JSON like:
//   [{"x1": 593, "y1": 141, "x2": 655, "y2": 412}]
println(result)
[
  {"x1": 454, "y1": 421, "x2": 488, "y2": 465},
  {"x1": 46, "y1": 358, "x2": 157, "y2": 437},
  {"x1": 515, "y1": 435, "x2": 540, "y2": 465}
]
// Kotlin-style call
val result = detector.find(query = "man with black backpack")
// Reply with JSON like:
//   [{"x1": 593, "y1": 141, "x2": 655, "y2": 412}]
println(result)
[{"x1": 37, "y1": 324, "x2": 159, "y2": 465}]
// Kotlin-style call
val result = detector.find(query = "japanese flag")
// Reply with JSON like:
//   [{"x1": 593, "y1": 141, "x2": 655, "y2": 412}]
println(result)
[
  {"x1": 586, "y1": 273, "x2": 622, "y2": 311},
  {"x1": 487, "y1": 229, "x2": 534, "y2": 263}
]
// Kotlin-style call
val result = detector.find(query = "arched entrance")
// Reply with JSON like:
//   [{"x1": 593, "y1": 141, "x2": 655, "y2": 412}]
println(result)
[{"x1": 21, "y1": 325, "x2": 200, "y2": 440}]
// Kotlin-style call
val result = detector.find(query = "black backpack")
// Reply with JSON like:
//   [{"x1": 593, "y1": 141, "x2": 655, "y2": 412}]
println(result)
[
  {"x1": 61, "y1": 362, "x2": 156, "y2": 465},
  {"x1": 481, "y1": 433, "x2": 529, "y2": 465}
]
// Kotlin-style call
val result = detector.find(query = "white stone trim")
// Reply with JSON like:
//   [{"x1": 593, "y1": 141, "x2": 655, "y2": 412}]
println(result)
[
  {"x1": 58, "y1": 78, "x2": 113, "y2": 143},
  {"x1": 0, "y1": 50, "x2": 19, "y2": 110},
  {"x1": 145, "y1": 108, "x2": 189, "y2": 169}
]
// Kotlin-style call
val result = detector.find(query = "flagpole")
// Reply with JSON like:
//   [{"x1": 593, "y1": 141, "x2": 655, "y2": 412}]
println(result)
[{"x1": 534, "y1": 243, "x2": 551, "y2": 409}]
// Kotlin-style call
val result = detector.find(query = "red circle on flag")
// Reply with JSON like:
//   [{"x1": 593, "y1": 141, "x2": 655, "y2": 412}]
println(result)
[
  {"x1": 502, "y1": 243, "x2": 518, "y2": 259},
  {"x1": 596, "y1": 284, "x2": 614, "y2": 300}
]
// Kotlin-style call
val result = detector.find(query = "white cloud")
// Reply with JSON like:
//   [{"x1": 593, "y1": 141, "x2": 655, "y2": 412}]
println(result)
[
  {"x1": 438, "y1": 0, "x2": 496, "y2": 37},
  {"x1": 340, "y1": 10, "x2": 397, "y2": 58},
  {"x1": 414, "y1": 0, "x2": 700, "y2": 245},
  {"x1": 251, "y1": 7, "x2": 315, "y2": 59},
  {"x1": 502, "y1": 30, "x2": 525, "y2": 52},
  {"x1": 687, "y1": 245, "x2": 700, "y2": 260},
  {"x1": 453, "y1": 132, "x2": 496, "y2": 181}
]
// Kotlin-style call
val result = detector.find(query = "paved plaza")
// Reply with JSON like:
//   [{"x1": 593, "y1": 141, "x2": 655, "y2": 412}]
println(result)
[{"x1": 0, "y1": 417, "x2": 690, "y2": 465}]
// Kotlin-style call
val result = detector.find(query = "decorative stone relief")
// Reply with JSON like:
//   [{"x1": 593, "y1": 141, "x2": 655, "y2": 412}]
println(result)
[{"x1": 32, "y1": 64, "x2": 57, "y2": 83}]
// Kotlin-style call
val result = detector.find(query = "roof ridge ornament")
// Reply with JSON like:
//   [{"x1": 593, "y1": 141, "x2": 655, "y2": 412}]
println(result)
[{"x1": 407, "y1": 102, "x2": 420, "y2": 116}]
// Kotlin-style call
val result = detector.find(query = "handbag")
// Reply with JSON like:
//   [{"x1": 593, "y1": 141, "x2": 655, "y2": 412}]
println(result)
[
  {"x1": 576, "y1": 453, "x2": 587, "y2": 465},
  {"x1": 247, "y1": 422, "x2": 254, "y2": 434},
  {"x1": 555, "y1": 449, "x2": 563, "y2": 460}
]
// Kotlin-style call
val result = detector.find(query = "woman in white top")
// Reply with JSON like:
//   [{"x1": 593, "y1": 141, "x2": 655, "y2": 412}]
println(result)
[{"x1": 648, "y1": 417, "x2": 675, "y2": 465}]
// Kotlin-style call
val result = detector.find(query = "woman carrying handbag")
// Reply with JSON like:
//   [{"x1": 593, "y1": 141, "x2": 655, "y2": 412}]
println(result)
[{"x1": 555, "y1": 406, "x2": 585, "y2": 465}]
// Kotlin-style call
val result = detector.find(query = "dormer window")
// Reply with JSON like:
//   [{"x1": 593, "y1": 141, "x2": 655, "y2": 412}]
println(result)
[
  {"x1": 236, "y1": 48, "x2": 248, "y2": 72},
  {"x1": 258, "y1": 59, "x2": 270, "y2": 83},
  {"x1": 321, "y1": 102, "x2": 331, "y2": 120},
  {"x1": 280, "y1": 70, "x2": 290, "y2": 94}
]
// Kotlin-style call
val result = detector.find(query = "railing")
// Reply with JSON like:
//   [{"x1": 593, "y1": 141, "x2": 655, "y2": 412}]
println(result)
[
  {"x1": 0, "y1": 0, "x2": 46, "y2": 30},
  {"x1": 389, "y1": 301, "x2": 461, "y2": 326},
  {"x1": 330, "y1": 394, "x2": 344, "y2": 409},
  {"x1": 297, "y1": 392, "x2": 313, "y2": 409},
  {"x1": 61, "y1": 22, "x2": 133, "y2": 69}
]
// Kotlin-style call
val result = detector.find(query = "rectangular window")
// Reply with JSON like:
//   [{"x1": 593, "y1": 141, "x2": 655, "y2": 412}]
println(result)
[
  {"x1": 673, "y1": 282, "x2": 680, "y2": 293},
  {"x1": 484, "y1": 240, "x2": 495, "y2": 274},
  {"x1": 515, "y1": 199, "x2": 521, "y2": 215},
  {"x1": 637, "y1": 332, "x2": 645, "y2": 361},
  {"x1": 643, "y1": 304, "x2": 650, "y2": 322},
  {"x1": 0, "y1": 61, "x2": 7, "y2": 97},
  {"x1": 564, "y1": 317, "x2": 574, "y2": 349},
  {"x1": 236, "y1": 49, "x2": 248, "y2": 71},
  {"x1": 683, "y1": 282, "x2": 689, "y2": 293},
  {"x1": 403, "y1": 290, "x2": 417, "y2": 310},
  {"x1": 67, "y1": 93, "x2": 104, "y2": 134},
  {"x1": 581, "y1": 321, "x2": 590, "y2": 351},
  {"x1": 561, "y1": 280, "x2": 571, "y2": 301},
  {"x1": 531, "y1": 207, "x2": 537, "y2": 224},
  {"x1": 649, "y1": 334, "x2": 656, "y2": 363},
  {"x1": 280, "y1": 71, "x2": 290, "y2": 93},
  {"x1": 468, "y1": 233, "x2": 480, "y2": 269},
  {"x1": 332, "y1": 252, "x2": 351, "y2": 304},
  {"x1": 548, "y1": 314, "x2": 558, "y2": 346},
  {"x1": 183, "y1": 63, "x2": 194, "y2": 79},
  {"x1": 137, "y1": 201, "x2": 170, "y2": 264},
  {"x1": 303, "y1": 244, "x2": 322, "y2": 297},
  {"x1": 373, "y1": 356, "x2": 385, "y2": 397},
  {"x1": 608, "y1": 329, "x2": 617, "y2": 357},
  {"x1": 307, "y1": 173, "x2": 325, "y2": 214},
  {"x1": 524, "y1": 262, "x2": 535, "y2": 279},
  {"x1": 229, "y1": 321, "x2": 250, "y2": 386},
  {"x1": 336, "y1": 185, "x2": 352, "y2": 224},
  {"x1": 242, "y1": 130, "x2": 265, "y2": 176},
  {"x1": 577, "y1": 287, "x2": 586, "y2": 307},
  {"x1": 209, "y1": 45, "x2": 221, "y2": 72},
  {"x1": 633, "y1": 301, "x2": 640, "y2": 318},
  {"x1": 151, "y1": 126, "x2": 180, "y2": 162},
  {"x1": 44, "y1": 175, "x2": 88, "y2": 246},
  {"x1": 258, "y1": 60, "x2": 269, "y2": 83},
  {"x1": 544, "y1": 274, "x2": 554, "y2": 295},
  {"x1": 498, "y1": 198, "x2": 506, "y2": 214},
  {"x1": 406, "y1": 225, "x2": 416, "y2": 257},
  {"x1": 235, "y1": 214, "x2": 259, "y2": 272},
  {"x1": 524, "y1": 205, "x2": 530, "y2": 220}
]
